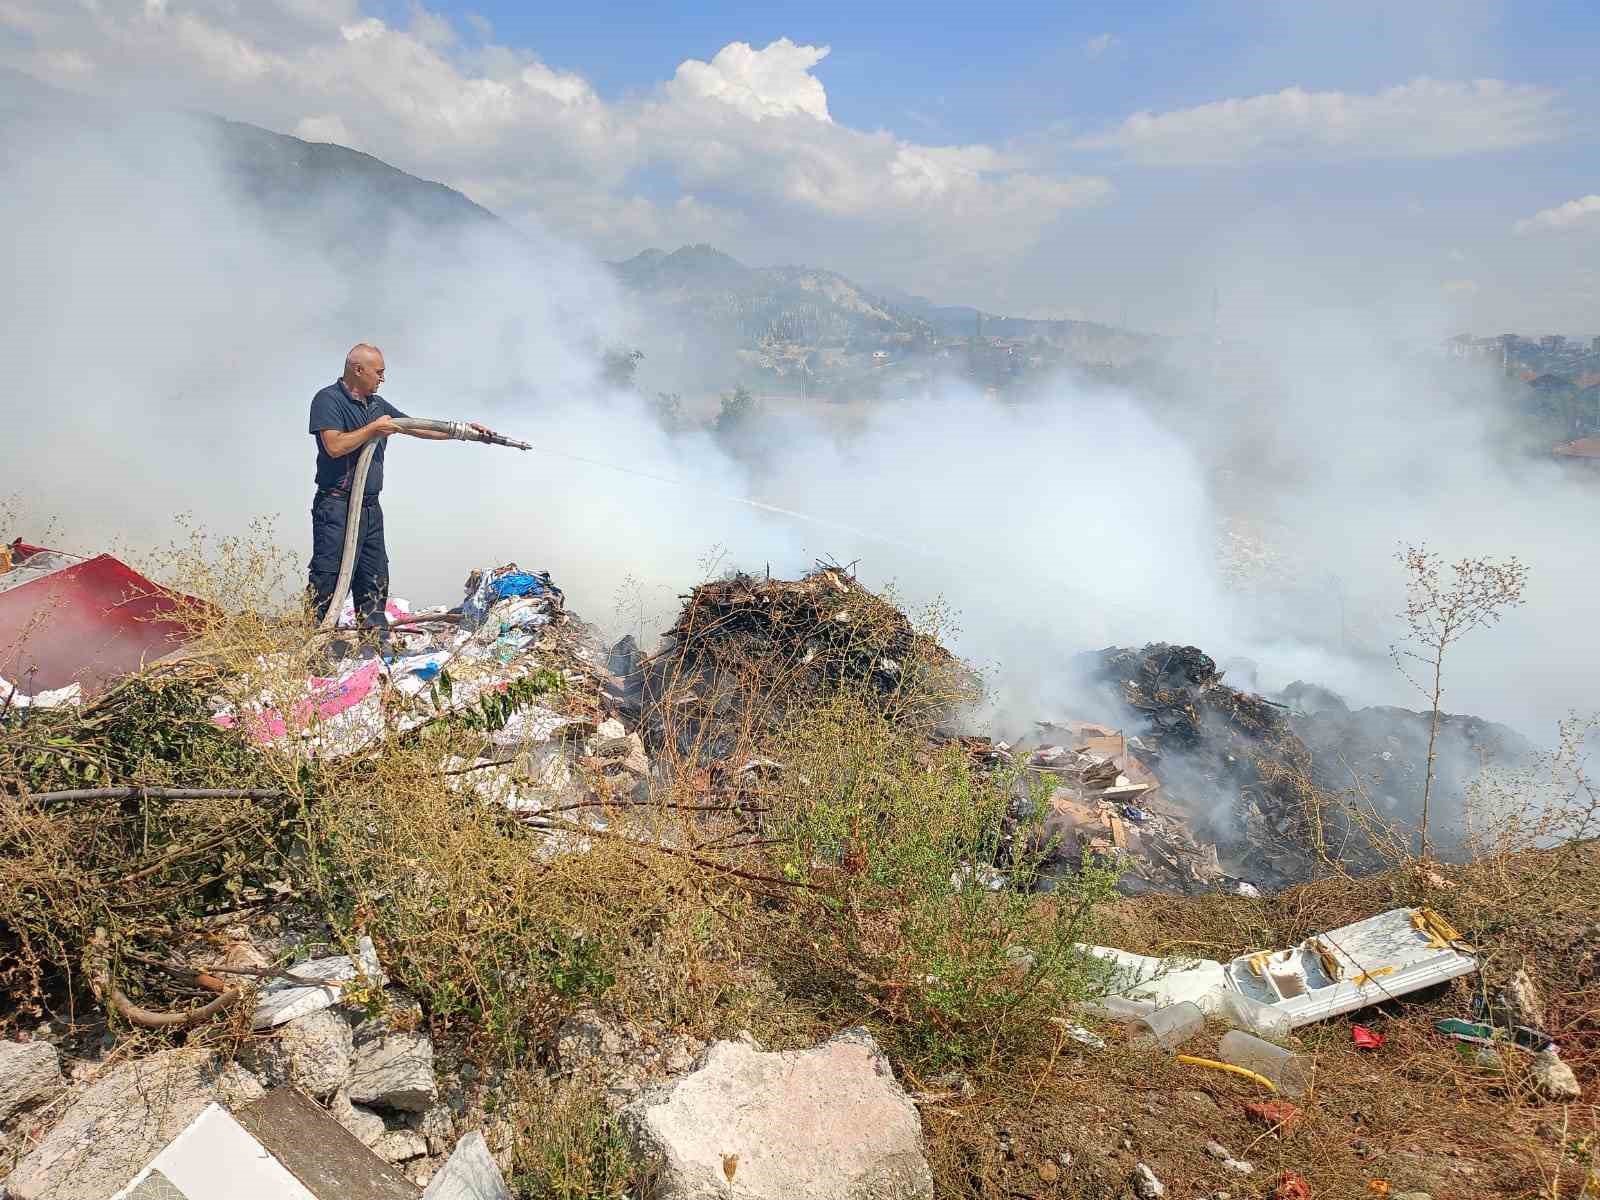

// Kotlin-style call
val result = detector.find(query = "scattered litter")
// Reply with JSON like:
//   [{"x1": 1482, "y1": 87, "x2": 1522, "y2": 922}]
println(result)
[
  {"x1": 1271, "y1": 1172, "x2": 1312, "y2": 1200},
  {"x1": 1351, "y1": 1025, "x2": 1385, "y2": 1050},
  {"x1": 1081, "y1": 945, "x2": 1230, "y2": 1011},
  {"x1": 211, "y1": 563, "x2": 569, "y2": 757},
  {"x1": 1047, "y1": 1017, "x2": 1106, "y2": 1049},
  {"x1": 1217, "y1": 1030, "x2": 1310, "y2": 1098},
  {"x1": 0, "y1": 676, "x2": 82, "y2": 710},
  {"x1": 1224, "y1": 907, "x2": 1478, "y2": 1028},
  {"x1": 1435, "y1": 1017, "x2": 1551, "y2": 1052},
  {"x1": 1175, "y1": 1054, "x2": 1276, "y2": 1093},
  {"x1": 1130, "y1": 1001, "x2": 1206, "y2": 1051}
]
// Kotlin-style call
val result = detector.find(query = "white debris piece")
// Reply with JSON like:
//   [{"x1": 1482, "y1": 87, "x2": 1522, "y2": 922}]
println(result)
[
  {"x1": 251, "y1": 936, "x2": 385, "y2": 1030},
  {"x1": 421, "y1": 1131, "x2": 512, "y2": 1200}
]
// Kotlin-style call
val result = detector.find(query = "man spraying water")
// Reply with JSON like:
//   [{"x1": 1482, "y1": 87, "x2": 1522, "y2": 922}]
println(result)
[{"x1": 307, "y1": 343, "x2": 526, "y2": 638}]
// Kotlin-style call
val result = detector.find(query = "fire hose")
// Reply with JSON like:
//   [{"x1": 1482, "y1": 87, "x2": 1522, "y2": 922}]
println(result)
[{"x1": 319, "y1": 418, "x2": 530, "y2": 629}]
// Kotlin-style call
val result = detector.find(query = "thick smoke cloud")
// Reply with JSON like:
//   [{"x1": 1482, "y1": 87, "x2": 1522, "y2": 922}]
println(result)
[{"x1": 1, "y1": 88, "x2": 1593, "y2": 772}]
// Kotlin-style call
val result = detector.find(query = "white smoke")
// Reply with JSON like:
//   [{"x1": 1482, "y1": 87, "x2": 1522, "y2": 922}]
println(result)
[{"x1": 2, "y1": 79, "x2": 1593, "y2": 759}]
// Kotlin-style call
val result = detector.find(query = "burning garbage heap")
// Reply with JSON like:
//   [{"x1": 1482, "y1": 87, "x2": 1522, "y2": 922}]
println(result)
[
  {"x1": 1285, "y1": 684, "x2": 1536, "y2": 859},
  {"x1": 628, "y1": 567, "x2": 969, "y2": 765},
  {"x1": 1060, "y1": 643, "x2": 1344, "y2": 890}
]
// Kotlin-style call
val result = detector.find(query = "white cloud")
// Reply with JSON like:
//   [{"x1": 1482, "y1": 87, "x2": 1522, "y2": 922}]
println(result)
[
  {"x1": 1513, "y1": 194, "x2": 1600, "y2": 235},
  {"x1": 668, "y1": 38, "x2": 832, "y2": 122},
  {"x1": 0, "y1": 4, "x2": 1109, "y2": 289},
  {"x1": 1084, "y1": 33, "x2": 1118, "y2": 58},
  {"x1": 1080, "y1": 77, "x2": 1564, "y2": 165}
]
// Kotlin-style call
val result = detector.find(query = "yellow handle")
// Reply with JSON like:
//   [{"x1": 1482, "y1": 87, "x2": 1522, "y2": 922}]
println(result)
[{"x1": 1175, "y1": 1055, "x2": 1278, "y2": 1092}]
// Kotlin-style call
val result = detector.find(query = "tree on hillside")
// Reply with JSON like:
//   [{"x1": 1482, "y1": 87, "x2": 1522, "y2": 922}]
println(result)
[
  {"x1": 714, "y1": 385, "x2": 756, "y2": 436},
  {"x1": 602, "y1": 348, "x2": 644, "y2": 391},
  {"x1": 653, "y1": 392, "x2": 685, "y2": 433}
]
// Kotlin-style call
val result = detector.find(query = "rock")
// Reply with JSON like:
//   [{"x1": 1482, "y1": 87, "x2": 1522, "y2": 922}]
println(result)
[
  {"x1": 1494, "y1": 968, "x2": 1547, "y2": 1031},
  {"x1": 1132, "y1": 1162, "x2": 1166, "y2": 1198},
  {"x1": 349, "y1": 986, "x2": 426, "y2": 1042},
  {"x1": 620, "y1": 1028, "x2": 931, "y2": 1200},
  {"x1": 555, "y1": 1007, "x2": 709, "y2": 1108},
  {"x1": 412, "y1": 1102, "x2": 457, "y2": 1156},
  {"x1": 421, "y1": 1130, "x2": 513, "y2": 1200},
  {"x1": 349, "y1": 1031, "x2": 438, "y2": 1112},
  {"x1": 0, "y1": 1040, "x2": 64, "y2": 1122},
  {"x1": 329, "y1": 1087, "x2": 387, "y2": 1147},
  {"x1": 241, "y1": 1008, "x2": 353, "y2": 1098},
  {"x1": 374, "y1": 1128, "x2": 430, "y2": 1163},
  {"x1": 1531, "y1": 1047, "x2": 1582, "y2": 1102},
  {"x1": 2, "y1": 1048, "x2": 263, "y2": 1200},
  {"x1": 1204, "y1": 1140, "x2": 1253, "y2": 1175}
]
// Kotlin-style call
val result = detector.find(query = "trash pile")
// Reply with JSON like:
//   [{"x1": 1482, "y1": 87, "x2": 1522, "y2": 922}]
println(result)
[
  {"x1": 1067, "y1": 643, "x2": 1346, "y2": 887},
  {"x1": 213, "y1": 563, "x2": 599, "y2": 758},
  {"x1": 635, "y1": 567, "x2": 965, "y2": 763},
  {"x1": 1286, "y1": 691, "x2": 1536, "y2": 857},
  {"x1": 1015, "y1": 720, "x2": 1244, "y2": 895}
]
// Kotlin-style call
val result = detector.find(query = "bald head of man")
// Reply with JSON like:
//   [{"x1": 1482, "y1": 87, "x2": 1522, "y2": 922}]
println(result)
[{"x1": 342, "y1": 343, "x2": 386, "y2": 399}]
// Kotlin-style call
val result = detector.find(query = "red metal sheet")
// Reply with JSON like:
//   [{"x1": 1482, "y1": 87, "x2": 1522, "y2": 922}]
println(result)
[{"x1": 0, "y1": 545, "x2": 200, "y2": 696}]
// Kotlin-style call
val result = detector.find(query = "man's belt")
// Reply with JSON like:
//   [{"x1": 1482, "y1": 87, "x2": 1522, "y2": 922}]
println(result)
[{"x1": 317, "y1": 488, "x2": 381, "y2": 507}]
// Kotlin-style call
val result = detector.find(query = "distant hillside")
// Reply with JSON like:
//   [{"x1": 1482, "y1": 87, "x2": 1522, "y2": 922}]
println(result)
[
  {"x1": 613, "y1": 244, "x2": 1156, "y2": 361},
  {"x1": 0, "y1": 67, "x2": 501, "y2": 250},
  {"x1": 873, "y1": 281, "x2": 1154, "y2": 357},
  {"x1": 612, "y1": 244, "x2": 933, "y2": 348}
]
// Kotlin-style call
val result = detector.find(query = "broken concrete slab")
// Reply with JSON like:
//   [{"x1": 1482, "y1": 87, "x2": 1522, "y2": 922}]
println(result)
[
  {"x1": 619, "y1": 1027, "x2": 931, "y2": 1200},
  {"x1": 242, "y1": 1008, "x2": 353, "y2": 1098},
  {"x1": 108, "y1": 1103, "x2": 316, "y2": 1200},
  {"x1": 0, "y1": 1039, "x2": 64, "y2": 1122},
  {"x1": 253, "y1": 936, "x2": 385, "y2": 1030},
  {"x1": 348, "y1": 1032, "x2": 437, "y2": 1113},
  {"x1": 234, "y1": 1087, "x2": 420, "y2": 1200},
  {"x1": 420, "y1": 1132, "x2": 511, "y2": 1200},
  {"x1": 3, "y1": 1047, "x2": 265, "y2": 1200}
]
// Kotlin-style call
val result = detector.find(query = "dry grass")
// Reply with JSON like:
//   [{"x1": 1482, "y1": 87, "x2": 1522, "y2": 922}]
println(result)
[
  {"x1": 923, "y1": 842, "x2": 1600, "y2": 1200},
  {"x1": 4, "y1": 521, "x2": 1596, "y2": 1199}
]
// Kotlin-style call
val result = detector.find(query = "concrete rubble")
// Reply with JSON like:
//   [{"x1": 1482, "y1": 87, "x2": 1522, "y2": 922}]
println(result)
[
  {"x1": 0, "y1": 1039, "x2": 63, "y2": 1123},
  {"x1": 420, "y1": 1132, "x2": 512, "y2": 1200},
  {"x1": 242, "y1": 1008, "x2": 354, "y2": 1099},
  {"x1": 619, "y1": 1027, "x2": 933, "y2": 1200},
  {"x1": 3, "y1": 1047, "x2": 265, "y2": 1200},
  {"x1": 348, "y1": 1031, "x2": 438, "y2": 1114},
  {"x1": 555, "y1": 1005, "x2": 709, "y2": 1109},
  {"x1": 1530, "y1": 1047, "x2": 1582, "y2": 1102}
]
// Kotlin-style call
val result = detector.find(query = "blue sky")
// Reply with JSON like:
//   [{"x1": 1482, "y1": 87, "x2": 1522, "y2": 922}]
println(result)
[
  {"x1": 2, "y1": 1, "x2": 1597, "y2": 332},
  {"x1": 406, "y1": 0, "x2": 1600, "y2": 141}
]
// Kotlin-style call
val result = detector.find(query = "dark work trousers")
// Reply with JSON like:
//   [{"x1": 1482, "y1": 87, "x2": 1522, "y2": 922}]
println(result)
[{"x1": 308, "y1": 490, "x2": 389, "y2": 628}]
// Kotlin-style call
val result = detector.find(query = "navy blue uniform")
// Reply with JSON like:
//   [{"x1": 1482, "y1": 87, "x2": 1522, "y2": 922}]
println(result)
[{"x1": 307, "y1": 381, "x2": 407, "y2": 626}]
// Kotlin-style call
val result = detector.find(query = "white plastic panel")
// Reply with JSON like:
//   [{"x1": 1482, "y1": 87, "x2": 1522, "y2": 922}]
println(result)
[{"x1": 1224, "y1": 907, "x2": 1478, "y2": 1028}]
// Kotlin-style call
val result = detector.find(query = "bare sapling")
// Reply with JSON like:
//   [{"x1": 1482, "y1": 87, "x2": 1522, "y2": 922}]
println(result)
[{"x1": 1391, "y1": 544, "x2": 1527, "y2": 868}]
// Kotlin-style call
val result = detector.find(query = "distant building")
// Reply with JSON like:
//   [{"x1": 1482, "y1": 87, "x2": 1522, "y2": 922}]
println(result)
[{"x1": 1541, "y1": 335, "x2": 1567, "y2": 352}]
